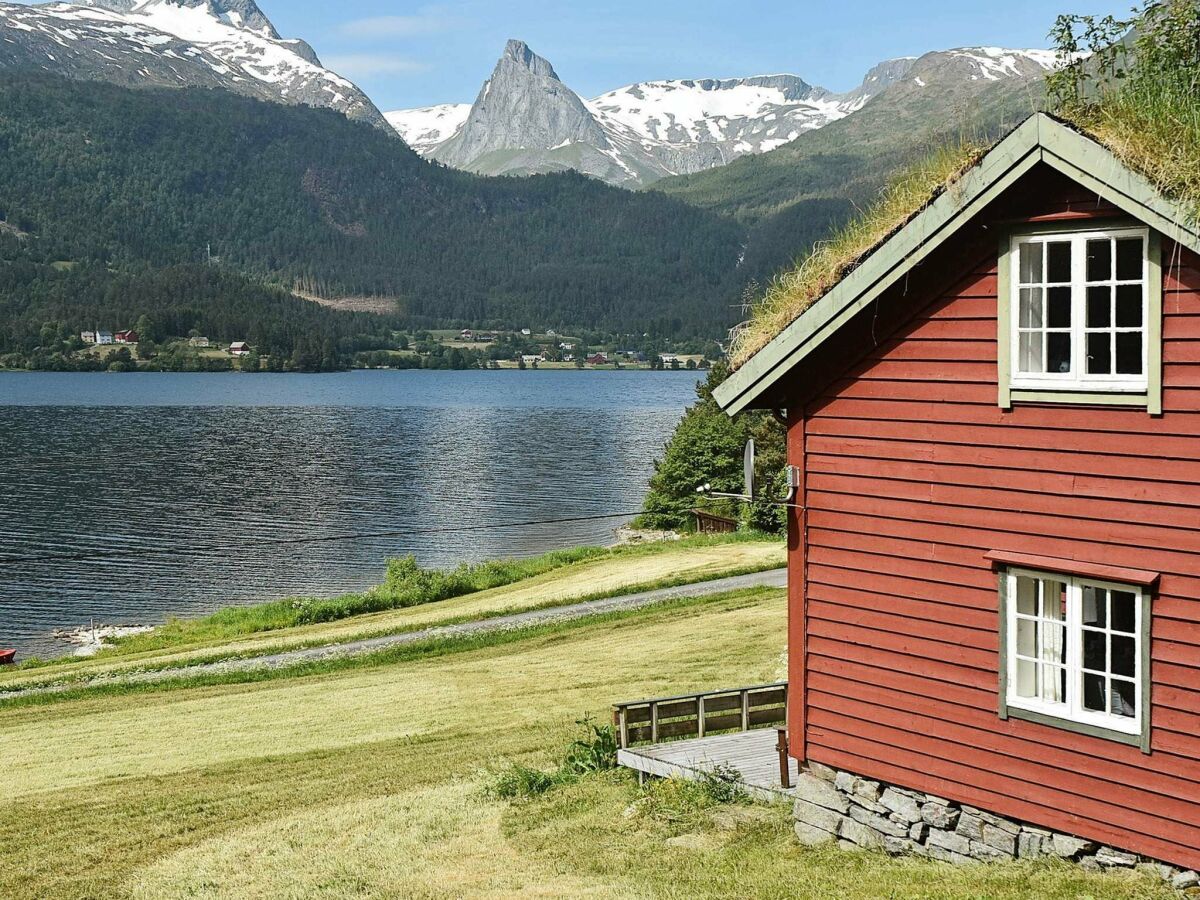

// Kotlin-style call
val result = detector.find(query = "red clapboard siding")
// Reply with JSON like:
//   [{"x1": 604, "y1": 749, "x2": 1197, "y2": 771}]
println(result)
[{"x1": 784, "y1": 190, "x2": 1200, "y2": 870}]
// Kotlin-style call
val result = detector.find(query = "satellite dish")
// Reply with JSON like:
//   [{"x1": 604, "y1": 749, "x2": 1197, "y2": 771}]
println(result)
[{"x1": 743, "y1": 439, "x2": 755, "y2": 500}]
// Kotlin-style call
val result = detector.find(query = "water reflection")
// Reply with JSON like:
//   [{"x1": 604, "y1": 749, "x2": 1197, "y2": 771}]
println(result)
[{"x1": 0, "y1": 370, "x2": 698, "y2": 655}]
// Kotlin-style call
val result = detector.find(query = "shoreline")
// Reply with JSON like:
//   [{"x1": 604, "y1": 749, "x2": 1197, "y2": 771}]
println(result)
[{"x1": 51, "y1": 624, "x2": 154, "y2": 657}]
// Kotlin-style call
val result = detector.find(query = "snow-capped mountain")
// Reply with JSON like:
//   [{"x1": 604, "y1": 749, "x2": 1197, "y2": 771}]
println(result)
[
  {"x1": 387, "y1": 42, "x2": 1064, "y2": 187},
  {"x1": 0, "y1": 0, "x2": 387, "y2": 128},
  {"x1": 384, "y1": 104, "x2": 471, "y2": 153}
]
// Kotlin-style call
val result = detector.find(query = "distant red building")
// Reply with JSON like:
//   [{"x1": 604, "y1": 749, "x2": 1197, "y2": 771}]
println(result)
[{"x1": 114, "y1": 330, "x2": 139, "y2": 344}]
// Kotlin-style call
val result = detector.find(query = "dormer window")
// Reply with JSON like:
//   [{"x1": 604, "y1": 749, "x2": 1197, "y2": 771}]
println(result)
[{"x1": 999, "y1": 225, "x2": 1162, "y2": 412}]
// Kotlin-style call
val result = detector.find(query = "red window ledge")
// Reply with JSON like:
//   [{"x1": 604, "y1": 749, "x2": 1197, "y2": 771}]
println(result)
[{"x1": 984, "y1": 550, "x2": 1159, "y2": 588}]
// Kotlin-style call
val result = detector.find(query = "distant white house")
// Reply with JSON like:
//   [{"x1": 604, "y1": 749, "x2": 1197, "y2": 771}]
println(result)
[
  {"x1": 520, "y1": 354, "x2": 542, "y2": 365},
  {"x1": 229, "y1": 341, "x2": 251, "y2": 357},
  {"x1": 80, "y1": 331, "x2": 96, "y2": 345},
  {"x1": 558, "y1": 342, "x2": 575, "y2": 350},
  {"x1": 95, "y1": 331, "x2": 114, "y2": 346},
  {"x1": 188, "y1": 336, "x2": 211, "y2": 348},
  {"x1": 520, "y1": 328, "x2": 532, "y2": 336}
]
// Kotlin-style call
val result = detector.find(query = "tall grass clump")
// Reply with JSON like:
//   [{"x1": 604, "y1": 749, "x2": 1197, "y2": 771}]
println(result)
[
  {"x1": 490, "y1": 716, "x2": 619, "y2": 799},
  {"x1": 1047, "y1": 0, "x2": 1200, "y2": 221},
  {"x1": 291, "y1": 547, "x2": 609, "y2": 625},
  {"x1": 729, "y1": 138, "x2": 989, "y2": 367}
]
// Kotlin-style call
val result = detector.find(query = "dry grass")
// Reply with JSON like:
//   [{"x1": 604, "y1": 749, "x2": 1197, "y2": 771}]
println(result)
[
  {"x1": 729, "y1": 138, "x2": 989, "y2": 367},
  {"x1": 0, "y1": 539, "x2": 784, "y2": 691}
]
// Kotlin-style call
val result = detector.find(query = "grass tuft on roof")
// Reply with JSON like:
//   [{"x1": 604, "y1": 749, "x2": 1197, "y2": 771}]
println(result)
[
  {"x1": 729, "y1": 0, "x2": 1200, "y2": 371},
  {"x1": 727, "y1": 137, "x2": 989, "y2": 367}
]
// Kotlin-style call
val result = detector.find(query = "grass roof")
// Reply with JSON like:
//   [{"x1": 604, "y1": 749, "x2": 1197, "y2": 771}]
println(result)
[{"x1": 728, "y1": 0, "x2": 1200, "y2": 370}]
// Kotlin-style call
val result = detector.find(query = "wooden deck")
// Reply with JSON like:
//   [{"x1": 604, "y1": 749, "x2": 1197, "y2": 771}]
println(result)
[{"x1": 617, "y1": 729, "x2": 799, "y2": 801}]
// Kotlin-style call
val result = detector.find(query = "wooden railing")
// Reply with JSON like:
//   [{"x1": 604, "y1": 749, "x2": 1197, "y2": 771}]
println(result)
[{"x1": 611, "y1": 682, "x2": 787, "y2": 749}]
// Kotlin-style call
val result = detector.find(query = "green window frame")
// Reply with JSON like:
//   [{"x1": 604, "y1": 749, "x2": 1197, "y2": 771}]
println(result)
[
  {"x1": 998, "y1": 566, "x2": 1153, "y2": 753},
  {"x1": 998, "y1": 224, "x2": 1163, "y2": 413}
]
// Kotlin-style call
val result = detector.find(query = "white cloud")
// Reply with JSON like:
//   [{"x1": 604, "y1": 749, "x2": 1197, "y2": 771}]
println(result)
[
  {"x1": 322, "y1": 54, "x2": 432, "y2": 78},
  {"x1": 337, "y1": 8, "x2": 464, "y2": 39}
]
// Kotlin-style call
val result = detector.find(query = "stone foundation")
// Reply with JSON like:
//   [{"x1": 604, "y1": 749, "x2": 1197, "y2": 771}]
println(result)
[{"x1": 793, "y1": 763, "x2": 1199, "y2": 891}]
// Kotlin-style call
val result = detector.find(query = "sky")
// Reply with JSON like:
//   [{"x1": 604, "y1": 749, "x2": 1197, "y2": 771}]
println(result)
[
  {"x1": 14, "y1": 0, "x2": 1138, "y2": 111},
  {"x1": 267, "y1": 0, "x2": 1136, "y2": 111}
]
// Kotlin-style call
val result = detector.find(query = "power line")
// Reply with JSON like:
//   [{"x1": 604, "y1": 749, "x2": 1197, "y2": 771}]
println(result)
[{"x1": 0, "y1": 510, "x2": 646, "y2": 567}]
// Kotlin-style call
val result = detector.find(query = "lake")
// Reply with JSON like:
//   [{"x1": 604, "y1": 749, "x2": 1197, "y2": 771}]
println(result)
[{"x1": 0, "y1": 370, "x2": 700, "y2": 658}]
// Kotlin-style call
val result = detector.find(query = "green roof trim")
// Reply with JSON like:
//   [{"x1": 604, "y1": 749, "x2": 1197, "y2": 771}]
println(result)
[{"x1": 714, "y1": 113, "x2": 1200, "y2": 416}]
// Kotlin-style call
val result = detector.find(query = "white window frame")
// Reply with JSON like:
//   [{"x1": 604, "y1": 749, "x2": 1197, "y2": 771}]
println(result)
[
  {"x1": 1007, "y1": 227, "x2": 1150, "y2": 393},
  {"x1": 1003, "y1": 567, "x2": 1146, "y2": 739}
]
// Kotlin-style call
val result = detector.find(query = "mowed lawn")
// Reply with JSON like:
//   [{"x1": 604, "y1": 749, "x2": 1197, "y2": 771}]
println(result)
[
  {"x1": 0, "y1": 539, "x2": 784, "y2": 691},
  {"x1": 1, "y1": 589, "x2": 1171, "y2": 899}
]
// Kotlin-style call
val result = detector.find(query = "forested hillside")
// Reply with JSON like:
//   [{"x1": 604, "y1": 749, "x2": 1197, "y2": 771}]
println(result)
[
  {"x1": 0, "y1": 74, "x2": 746, "y2": 359},
  {"x1": 652, "y1": 52, "x2": 1046, "y2": 278}
]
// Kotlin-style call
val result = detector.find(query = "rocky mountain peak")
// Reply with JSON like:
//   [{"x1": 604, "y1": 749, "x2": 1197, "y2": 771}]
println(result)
[
  {"x1": 434, "y1": 39, "x2": 614, "y2": 174},
  {"x1": 501, "y1": 38, "x2": 558, "y2": 79}
]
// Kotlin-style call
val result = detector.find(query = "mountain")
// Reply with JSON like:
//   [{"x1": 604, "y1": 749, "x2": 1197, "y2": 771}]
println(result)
[
  {"x1": 386, "y1": 42, "x2": 1057, "y2": 189},
  {"x1": 0, "y1": 73, "x2": 746, "y2": 360},
  {"x1": 387, "y1": 40, "x2": 861, "y2": 187},
  {"x1": 0, "y1": 0, "x2": 387, "y2": 128},
  {"x1": 654, "y1": 46, "x2": 1054, "y2": 220}
]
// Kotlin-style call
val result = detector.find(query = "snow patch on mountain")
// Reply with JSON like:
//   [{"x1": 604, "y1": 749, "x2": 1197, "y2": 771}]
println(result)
[
  {"x1": 0, "y1": 0, "x2": 387, "y2": 128},
  {"x1": 386, "y1": 103, "x2": 471, "y2": 151},
  {"x1": 949, "y1": 46, "x2": 1063, "y2": 81}
]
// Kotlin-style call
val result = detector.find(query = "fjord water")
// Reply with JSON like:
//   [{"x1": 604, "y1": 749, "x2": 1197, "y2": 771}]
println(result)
[{"x1": 0, "y1": 370, "x2": 699, "y2": 658}]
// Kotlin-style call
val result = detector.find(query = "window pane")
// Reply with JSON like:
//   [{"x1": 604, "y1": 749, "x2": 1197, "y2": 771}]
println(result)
[
  {"x1": 1111, "y1": 634, "x2": 1136, "y2": 678},
  {"x1": 1019, "y1": 242, "x2": 1043, "y2": 284},
  {"x1": 1016, "y1": 617, "x2": 1037, "y2": 657},
  {"x1": 1019, "y1": 287, "x2": 1044, "y2": 327},
  {"x1": 1087, "y1": 285, "x2": 1111, "y2": 327},
  {"x1": 1087, "y1": 332, "x2": 1112, "y2": 374},
  {"x1": 1041, "y1": 664, "x2": 1067, "y2": 703},
  {"x1": 1047, "y1": 286, "x2": 1071, "y2": 328},
  {"x1": 1048, "y1": 333, "x2": 1072, "y2": 374},
  {"x1": 1043, "y1": 623, "x2": 1067, "y2": 665},
  {"x1": 1116, "y1": 284, "x2": 1142, "y2": 327},
  {"x1": 1015, "y1": 658, "x2": 1038, "y2": 698},
  {"x1": 1116, "y1": 238, "x2": 1143, "y2": 281},
  {"x1": 1082, "y1": 586, "x2": 1107, "y2": 628},
  {"x1": 1047, "y1": 241, "x2": 1071, "y2": 283},
  {"x1": 1015, "y1": 576, "x2": 1037, "y2": 615},
  {"x1": 1083, "y1": 672, "x2": 1107, "y2": 712},
  {"x1": 1043, "y1": 581, "x2": 1067, "y2": 622},
  {"x1": 1083, "y1": 630, "x2": 1107, "y2": 671},
  {"x1": 1087, "y1": 239, "x2": 1112, "y2": 281},
  {"x1": 1116, "y1": 331, "x2": 1143, "y2": 375},
  {"x1": 1111, "y1": 591, "x2": 1136, "y2": 633},
  {"x1": 1019, "y1": 333, "x2": 1043, "y2": 373},
  {"x1": 1111, "y1": 679, "x2": 1137, "y2": 718}
]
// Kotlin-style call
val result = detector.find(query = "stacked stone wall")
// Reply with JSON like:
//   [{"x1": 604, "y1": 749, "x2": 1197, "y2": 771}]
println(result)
[{"x1": 793, "y1": 763, "x2": 1199, "y2": 891}]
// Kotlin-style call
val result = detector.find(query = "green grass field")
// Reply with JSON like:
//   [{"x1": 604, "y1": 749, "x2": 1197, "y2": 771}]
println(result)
[
  {"x1": 1, "y1": 536, "x2": 785, "y2": 693},
  {"x1": 0, "y1": 559, "x2": 1173, "y2": 898}
]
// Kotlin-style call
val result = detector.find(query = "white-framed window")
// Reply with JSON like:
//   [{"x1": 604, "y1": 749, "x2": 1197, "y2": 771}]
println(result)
[
  {"x1": 1009, "y1": 227, "x2": 1149, "y2": 392},
  {"x1": 1005, "y1": 568, "x2": 1146, "y2": 738}
]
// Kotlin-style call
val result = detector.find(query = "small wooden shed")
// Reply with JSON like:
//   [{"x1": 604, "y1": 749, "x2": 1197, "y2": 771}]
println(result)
[{"x1": 714, "y1": 113, "x2": 1200, "y2": 871}]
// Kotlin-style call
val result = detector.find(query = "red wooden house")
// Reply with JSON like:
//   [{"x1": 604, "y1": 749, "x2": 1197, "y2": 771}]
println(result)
[{"x1": 714, "y1": 114, "x2": 1200, "y2": 874}]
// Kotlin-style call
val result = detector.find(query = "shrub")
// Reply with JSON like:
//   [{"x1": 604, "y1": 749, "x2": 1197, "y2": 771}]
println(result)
[{"x1": 488, "y1": 716, "x2": 619, "y2": 799}]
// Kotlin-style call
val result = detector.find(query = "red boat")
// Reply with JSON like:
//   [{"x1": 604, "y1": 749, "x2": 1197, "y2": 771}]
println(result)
[{"x1": 0, "y1": 650, "x2": 15, "y2": 665}]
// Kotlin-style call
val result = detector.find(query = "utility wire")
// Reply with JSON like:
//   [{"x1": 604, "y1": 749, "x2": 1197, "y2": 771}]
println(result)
[{"x1": 0, "y1": 510, "x2": 646, "y2": 567}]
